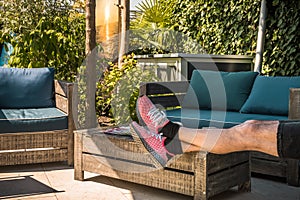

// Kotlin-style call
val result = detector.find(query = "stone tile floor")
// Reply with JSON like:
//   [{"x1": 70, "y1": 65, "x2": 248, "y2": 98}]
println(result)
[{"x1": 0, "y1": 162, "x2": 300, "y2": 200}]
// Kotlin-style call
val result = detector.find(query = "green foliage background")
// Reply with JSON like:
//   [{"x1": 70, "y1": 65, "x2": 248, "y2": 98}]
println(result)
[
  {"x1": 0, "y1": 0, "x2": 85, "y2": 81},
  {"x1": 96, "y1": 54, "x2": 157, "y2": 125},
  {"x1": 164, "y1": 0, "x2": 299, "y2": 76},
  {"x1": 263, "y1": 0, "x2": 300, "y2": 76}
]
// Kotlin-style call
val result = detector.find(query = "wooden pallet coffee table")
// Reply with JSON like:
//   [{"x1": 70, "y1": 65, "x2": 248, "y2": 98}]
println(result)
[{"x1": 74, "y1": 128, "x2": 251, "y2": 200}]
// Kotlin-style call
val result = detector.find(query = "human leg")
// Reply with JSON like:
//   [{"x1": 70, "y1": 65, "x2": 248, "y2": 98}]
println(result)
[
  {"x1": 176, "y1": 120, "x2": 279, "y2": 156},
  {"x1": 134, "y1": 96, "x2": 300, "y2": 164},
  {"x1": 136, "y1": 95, "x2": 279, "y2": 156}
]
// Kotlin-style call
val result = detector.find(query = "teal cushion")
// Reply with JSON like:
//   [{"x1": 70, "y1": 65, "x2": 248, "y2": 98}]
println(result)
[
  {"x1": 0, "y1": 108, "x2": 68, "y2": 133},
  {"x1": 0, "y1": 67, "x2": 55, "y2": 108},
  {"x1": 240, "y1": 76, "x2": 300, "y2": 116},
  {"x1": 166, "y1": 108, "x2": 288, "y2": 129},
  {"x1": 182, "y1": 70, "x2": 258, "y2": 111}
]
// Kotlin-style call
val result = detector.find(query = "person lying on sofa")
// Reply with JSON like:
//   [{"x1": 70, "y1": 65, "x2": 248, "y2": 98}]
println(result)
[{"x1": 131, "y1": 95, "x2": 300, "y2": 168}]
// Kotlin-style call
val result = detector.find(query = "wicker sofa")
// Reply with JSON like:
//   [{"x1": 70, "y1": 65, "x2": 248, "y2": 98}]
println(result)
[
  {"x1": 0, "y1": 67, "x2": 74, "y2": 166},
  {"x1": 140, "y1": 70, "x2": 300, "y2": 186}
]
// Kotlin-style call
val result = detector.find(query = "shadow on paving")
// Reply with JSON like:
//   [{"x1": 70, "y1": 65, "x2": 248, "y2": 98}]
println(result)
[{"x1": 0, "y1": 175, "x2": 63, "y2": 199}]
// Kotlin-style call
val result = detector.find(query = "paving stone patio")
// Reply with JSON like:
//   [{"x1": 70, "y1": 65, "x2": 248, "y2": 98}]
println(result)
[{"x1": 0, "y1": 162, "x2": 300, "y2": 200}]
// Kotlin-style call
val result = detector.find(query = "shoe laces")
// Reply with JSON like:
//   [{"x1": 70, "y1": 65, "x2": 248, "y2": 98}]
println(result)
[
  {"x1": 145, "y1": 128, "x2": 163, "y2": 142},
  {"x1": 147, "y1": 107, "x2": 167, "y2": 127},
  {"x1": 153, "y1": 132, "x2": 163, "y2": 142}
]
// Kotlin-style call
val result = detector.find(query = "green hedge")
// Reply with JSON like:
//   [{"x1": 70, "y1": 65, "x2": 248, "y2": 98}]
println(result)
[
  {"x1": 170, "y1": 0, "x2": 299, "y2": 76},
  {"x1": 263, "y1": 0, "x2": 300, "y2": 76},
  {"x1": 0, "y1": 0, "x2": 86, "y2": 82}
]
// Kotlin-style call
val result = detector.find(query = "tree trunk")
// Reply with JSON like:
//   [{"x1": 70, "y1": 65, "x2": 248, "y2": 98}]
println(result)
[
  {"x1": 85, "y1": 0, "x2": 97, "y2": 128},
  {"x1": 86, "y1": 0, "x2": 96, "y2": 56},
  {"x1": 118, "y1": 0, "x2": 130, "y2": 66}
]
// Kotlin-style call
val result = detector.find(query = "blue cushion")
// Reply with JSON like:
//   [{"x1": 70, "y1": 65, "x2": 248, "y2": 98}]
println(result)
[
  {"x1": 240, "y1": 76, "x2": 300, "y2": 116},
  {"x1": 0, "y1": 67, "x2": 55, "y2": 108},
  {"x1": 182, "y1": 70, "x2": 258, "y2": 111},
  {"x1": 166, "y1": 108, "x2": 288, "y2": 129},
  {"x1": 0, "y1": 108, "x2": 68, "y2": 133}
]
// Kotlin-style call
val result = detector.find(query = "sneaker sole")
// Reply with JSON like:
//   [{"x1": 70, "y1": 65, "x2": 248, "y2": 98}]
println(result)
[{"x1": 130, "y1": 124, "x2": 167, "y2": 168}]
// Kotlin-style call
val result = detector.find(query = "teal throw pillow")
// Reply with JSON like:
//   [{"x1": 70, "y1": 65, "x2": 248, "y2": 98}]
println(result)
[
  {"x1": 0, "y1": 67, "x2": 55, "y2": 108},
  {"x1": 182, "y1": 70, "x2": 259, "y2": 111},
  {"x1": 240, "y1": 76, "x2": 300, "y2": 116}
]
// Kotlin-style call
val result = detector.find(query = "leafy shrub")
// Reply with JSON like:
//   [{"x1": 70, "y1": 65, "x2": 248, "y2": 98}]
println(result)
[
  {"x1": 96, "y1": 53, "x2": 157, "y2": 125},
  {"x1": 0, "y1": 0, "x2": 85, "y2": 82}
]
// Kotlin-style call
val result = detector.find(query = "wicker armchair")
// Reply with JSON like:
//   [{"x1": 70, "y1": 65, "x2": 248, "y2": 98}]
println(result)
[{"x1": 0, "y1": 80, "x2": 75, "y2": 166}]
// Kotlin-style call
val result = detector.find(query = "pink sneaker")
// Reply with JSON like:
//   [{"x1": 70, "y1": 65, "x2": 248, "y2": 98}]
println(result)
[
  {"x1": 130, "y1": 121, "x2": 174, "y2": 168},
  {"x1": 136, "y1": 95, "x2": 169, "y2": 134}
]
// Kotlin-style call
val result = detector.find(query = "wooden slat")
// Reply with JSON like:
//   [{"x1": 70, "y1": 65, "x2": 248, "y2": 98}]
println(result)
[
  {"x1": 82, "y1": 154, "x2": 195, "y2": 196},
  {"x1": 251, "y1": 158, "x2": 286, "y2": 177},
  {"x1": 83, "y1": 152, "x2": 156, "y2": 173},
  {"x1": 207, "y1": 162, "x2": 250, "y2": 198},
  {"x1": 66, "y1": 80, "x2": 75, "y2": 165},
  {"x1": 139, "y1": 81, "x2": 189, "y2": 96},
  {"x1": 55, "y1": 94, "x2": 69, "y2": 114},
  {"x1": 207, "y1": 152, "x2": 249, "y2": 174},
  {"x1": 0, "y1": 130, "x2": 68, "y2": 150},
  {"x1": 74, "y1": 131, "x2": 84, "y2": 180},
  {"x1": 289, "y1": 88, "x2": 300, "y2": 119},
  {"x1": 251, "y1": 151, "x2": 282, "y2": 161},
  {"x1": 149, "y1": 95, "x2": 185, "y2": 108},
  {"x1": 82, "y1": 133, "x2": 155, "y2": 166},
  {"x1": 0, "y1": 149, "x2": 68, "y2": 166},
  {"x1": 287, "y1": 88, "x2": 300, "y2": 186},
  {"x1": 166, "y1": 152, "x2": 196, "y2": 172},
  {"x1": 194, "y1": 151, "x2": 208, "y2": 200},
  {"x1": 54, "y1": 80, "x2": 72, "y2": 97},
  {"x1": 287, "y1": 159, "x2": 300, "y2": 186}
]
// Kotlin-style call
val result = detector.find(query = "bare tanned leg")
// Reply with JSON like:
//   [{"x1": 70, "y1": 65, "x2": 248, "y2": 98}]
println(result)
[{"x1": 178, "y1": 120, "x2": 279, "y2": 157}]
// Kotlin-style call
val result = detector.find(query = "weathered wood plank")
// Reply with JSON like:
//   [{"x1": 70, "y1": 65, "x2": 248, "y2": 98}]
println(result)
[
  {"x1": 251, "y1": 151, "x2": 282, "y2": 161},
  {"x1": 54, "y1": 80, "x2": 72, "y2": 97},
  {"x1": 0, "y1": 149, "x2": 68, "y2": 166},
  {"x1": 207, "y1": 152, "x2": 249, "y2": 174},
  {"x1": 139, "y1": 81, "x2": 189, "y2": 96},
  {"x1": 193, "y1": 151, "x2": 208, "y2": 200},
  {"x1": 149, "y1": 95, "x2": 185, "y2": 108},
  {"x1": 166, "y1": 152, "x2": 196, "y2": 172},
  {"x1": 207, "y1": 162, "x2": 250, "y2": 197},
  {"x1": 251, "y1": 158, "x2": 286, "y2": 177},
  {"x1": 82, "y1": 153, "x2": 195, "y2": 196},
  {"x1": 55, "y1": 94, "x2": 69, "y2": 114},
  {"x1": 286, "y1": 159, "x2": 300, "y2": 186},
  {"x1": 0, "y1": 130, "x2": 68, "y2": 150},
  {"x1": 286, "y1": 88, "x2": 300, "y2": 186},
  {"x1": 289, "y1": 88, "x2": 300, "y2": 119},
  {"x1": 66, "y1": 81, "x2": 75, "y2": 165},
  {"x1": 82, "y1": 133, "x2": 155, "y2": 165},
  {"x1": 74, "y1": 131, "x2": 84, "y2": 180}
]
